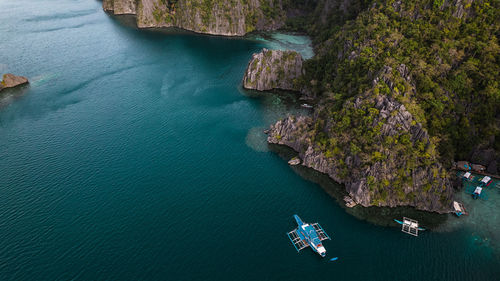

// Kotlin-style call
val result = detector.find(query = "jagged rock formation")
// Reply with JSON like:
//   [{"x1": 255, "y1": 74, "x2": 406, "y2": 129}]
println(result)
[
  {"x1": 103, "y1": 0, "x2": 498, "y2": 214},
  {"x1": 103, "y1": 0, "x2": 285, "y2": 36},
  {"x1": 268, "y1": 103, "x2": 453, "y2": 212},
  {"x1": 314, "y1": 0, "x2": 366, "y2": 25},
  {"x1": 0, "y1": 74, "x2": 29, "y2": 92},
  {"x1": 103, "y1": 0, "x2": 136, "y2": 14},
  {"x1": 243, "y1": 48, "x2": 304, "y2": 91},
  {"x1": 267, "y1": 64, "x2": 455, "y2": 212},
  {"x1": 261, "y1": 0, "x2": 500, "y2": 213},
  {"x1": 470, "y1": 147, "x2": 499, "y2": 175},
  {"x1": 451, "y1": 0, "x2": 475, "y2": 18}
]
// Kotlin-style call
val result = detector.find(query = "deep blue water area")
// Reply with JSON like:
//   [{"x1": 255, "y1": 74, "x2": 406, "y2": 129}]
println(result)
[{"x1": 0, "y1": 0, "x2": 499, "y2": 280}]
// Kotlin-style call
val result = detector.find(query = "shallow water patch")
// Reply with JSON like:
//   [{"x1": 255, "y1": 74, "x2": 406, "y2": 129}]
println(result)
[
  {"x1": 247, "y1": 31, "x2": 314, "y2": 59},
  {"x1": 245, "y1": 127, "x2": 269, "y2": 152}
]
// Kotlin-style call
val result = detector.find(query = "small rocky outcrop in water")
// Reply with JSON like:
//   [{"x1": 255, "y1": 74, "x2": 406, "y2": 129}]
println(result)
[
  {"x1": 288, "y1": 157, "x2": 300, "y2": 165},
  {"x1": 103, "y1": 0, "x2": 285, "y2": 36},
  {"x1": 0, "y1": 74, "x2": 29, "y2": 92},
  {"x1": 243, "y1": 48, "x2": 304, "y2": 92}
]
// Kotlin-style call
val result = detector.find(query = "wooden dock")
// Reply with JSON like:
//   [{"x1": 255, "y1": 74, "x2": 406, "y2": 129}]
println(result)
[
  {"x1": 453, "y1": 164, "x2": 500, "y2": 181},
  {"x1": 457, "y1": 170, "x2": 500, "y2": 189}
]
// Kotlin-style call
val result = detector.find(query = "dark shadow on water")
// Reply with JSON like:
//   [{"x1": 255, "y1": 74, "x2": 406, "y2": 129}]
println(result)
[
  {"x1": 241, "y1": 87, "x2": 304, "y2": 104},
  {"x1": 268, "y1": 143, "x2": 450, "y2": 230},
  {"x1": 0, "y1": 85, "x2": 31, "y2": 109},
  {"x1": 111, "y1": 14, "x2": 138, "y2": 29},
  {"x1": 107, "y1": 14, "x2": 267, "y2": 74},
  {"x1": 240, "y1": 87, "x2": 315, "y2": 113},
  {"x1": 109, "y1": 14, "x2": 253, "y2": 40}
]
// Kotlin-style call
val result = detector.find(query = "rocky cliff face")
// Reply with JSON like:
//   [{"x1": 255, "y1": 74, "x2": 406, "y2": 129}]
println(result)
[
  {"x1": 268, "y1": 103, "x2": 454, "y2": 212},
  {"x1": 243, "y1": 48, "x2": 304, "y2": 91},
  {"x1": 0, "y1": 74, "x2": 29, "y2": 92},
  {"x1": 470, "y1": 147, "x2": 499, "y2": 175},
  {"x1": 315, "y1": 0, "x2": 355, "y2": 24},
  {"x1": 103, "y1": 0, "x2": 136, "y2": 14},
  {"x1": 267, "y1": 65, "x2": 455, "y2": 213},
  {"x1": 103, "y1": 0, "x2": 285, "y2": 36}
]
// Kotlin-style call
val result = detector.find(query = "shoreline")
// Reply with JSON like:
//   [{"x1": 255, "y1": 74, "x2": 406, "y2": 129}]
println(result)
[
  {"x1": 109, "y1": 7, "x2": 459, "y2": 231},
  {"x1": 268, "y1": 143, "x2": 452, "y2": 230},
  {"x1": 109, "y1": 13, "x2": 312, "y2": 42}
]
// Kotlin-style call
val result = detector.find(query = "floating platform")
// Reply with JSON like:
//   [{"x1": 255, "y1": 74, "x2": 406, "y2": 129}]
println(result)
[
  {"x1": 394, "y1": 217, "x2": 424, "y2": 236},
  {"x1": 459, "y1": 171, "x2": 492, "y2": 200},
  {"x1": 287, "y1": 215, "x2": 331, "y2": 257},
  {"x1": 454, "y1": 164, "x2": 500, "y2": 181},
  {"x1": 453, "y1": 201, "x2": 468, "y2": 216},
  {"x1": 287, "y1": 229, "x2": 309, "y2": 251},
  {"x1": 465, "y1": 185, "x2": 489, "y2": 200},
  {"x1": 480, "y1": 176, "x2": 492, "y2": 186}
]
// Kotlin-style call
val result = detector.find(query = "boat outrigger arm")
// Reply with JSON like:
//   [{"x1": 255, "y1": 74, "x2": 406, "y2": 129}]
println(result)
[{"x1": 287, "y1": 215, "x2": 330, "y2": 257}]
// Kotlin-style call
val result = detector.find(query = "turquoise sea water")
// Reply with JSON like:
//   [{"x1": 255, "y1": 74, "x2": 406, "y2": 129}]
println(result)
[{"x1": 0, "y1": 0, "x2": 499, "y2": 280}]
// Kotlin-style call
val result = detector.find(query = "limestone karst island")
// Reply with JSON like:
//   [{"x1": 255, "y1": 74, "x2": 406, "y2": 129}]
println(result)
[{"x1": 1, "y1": 0, "x2": 499, "y2": 280}]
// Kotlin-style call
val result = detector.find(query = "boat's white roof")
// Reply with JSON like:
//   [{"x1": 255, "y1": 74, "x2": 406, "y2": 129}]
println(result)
[
  {"x1": 481, "y1": 176, "x2": 491, "y2": 183},
  {"x1": 403, "y1": 218, "x2": 419, "y2": 228}
]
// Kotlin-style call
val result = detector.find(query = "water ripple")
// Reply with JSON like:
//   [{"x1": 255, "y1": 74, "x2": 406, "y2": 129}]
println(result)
[
  {"x1": 24, "y1": 9, "x2": 98, "y2": 22},
  {"x1": 30, "y1": 23, "x2": 91, "y2": 34}
]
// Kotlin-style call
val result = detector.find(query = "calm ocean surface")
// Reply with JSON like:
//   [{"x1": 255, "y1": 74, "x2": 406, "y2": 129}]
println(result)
[{"x1": 0, "y1": 0, "x2": 499, "y2": 280}]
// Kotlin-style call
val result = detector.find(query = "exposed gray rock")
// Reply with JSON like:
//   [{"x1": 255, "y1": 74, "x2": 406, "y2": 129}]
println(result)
[
  {"x1": 267, "y1": 93, "x2": 454, "y2": 213},
  {"x1": 344, "y1": 195, "x2": 357, "y2": 207},
  {"x1": 104, "y1": 0, "x2": 285, "y2": 36},
  {"x1": 0, "y1": 74, "x2": 29, "y2": 92},
  {"x1": 288, "y1": 157, "x2": 301, "y2": 165},
  {"x1": 103, "y1": 0, "x2": 136, "y2": 14},
  {"x1": 452, "y1": 0, "x2": 475, "y2": 18},
  {"x1": 265, "y1": 63, "x2": 455, "y2": 213},
  {"x1": 471, "y1": 148, "x2": 498, "y2": 174},
  {"x1": 243, "y1": 48, "x2": 304, "y2": 92}
]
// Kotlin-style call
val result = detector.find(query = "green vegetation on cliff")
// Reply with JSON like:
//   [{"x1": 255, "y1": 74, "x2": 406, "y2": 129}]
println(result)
[
  {"x1": 303, "y1": 0, "x2": 499, "y2": 163},
  {"x1": 277, "y1": 0, "x2": 499, "y2": 208},
  {"x1": 104, "y1": 0, "x2": 499, "y2": 209},
  {"x1": 106, "y1": 0, "x2": 285, "y2": 35}
]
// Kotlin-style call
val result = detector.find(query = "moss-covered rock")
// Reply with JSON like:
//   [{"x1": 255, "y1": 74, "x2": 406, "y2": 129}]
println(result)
[
  {"x1": 243, "y1": 48, "x2": 304, "y2": 91},
  {"x1": 103, "y1": 0, "x2": 136, "y2": 14},
  {"x1": 104, "y1": 0, "x2": 286, "y2": 36},
  {"x1": 267, "y1": 65, "x2": 455, "y2": 213},
  {"x1": 264, "y1": 0, "x2": 500, "y2": 213},
  {"x1": 0, "y1": 73, "x2": 29, "y2": 92}
]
